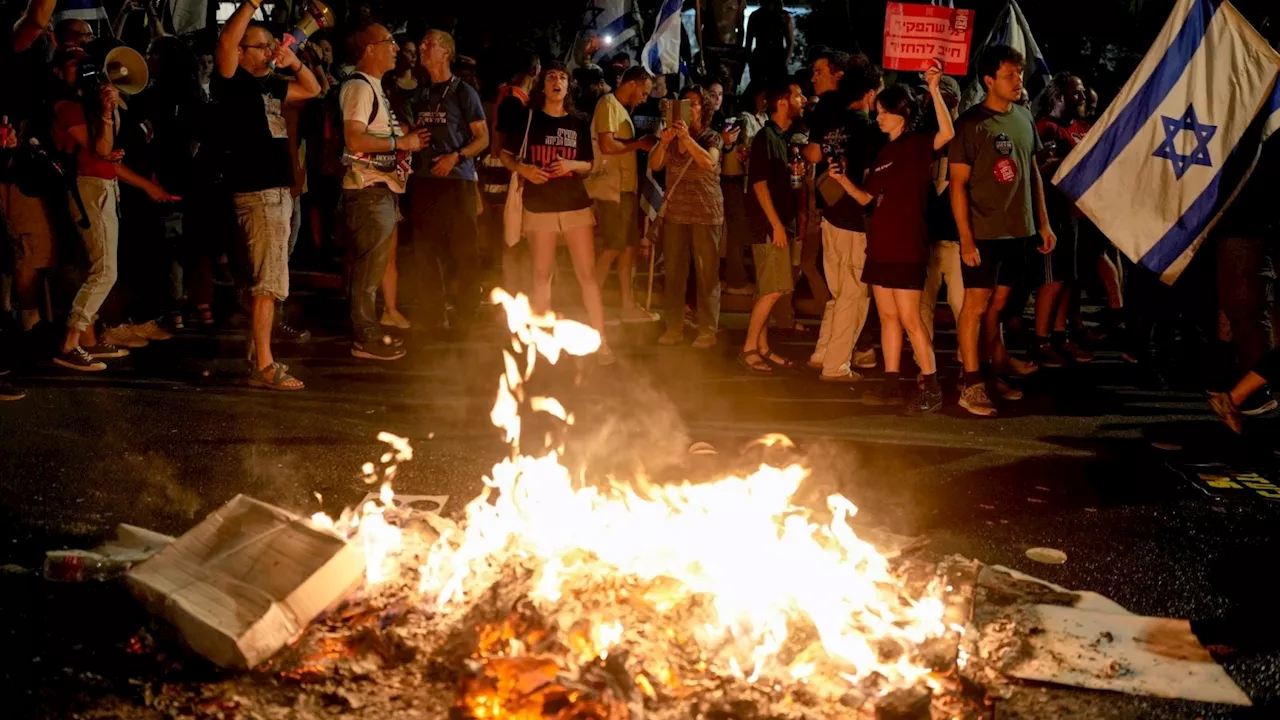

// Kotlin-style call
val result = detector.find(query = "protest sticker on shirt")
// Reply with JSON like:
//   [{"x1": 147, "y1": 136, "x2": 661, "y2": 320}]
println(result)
[
  {"x1": 882, "y1": 2, "x2": 975, "y2": 76},
  {"x1": 993, "y1": 158, "x2": 1018, "y2": 184}
]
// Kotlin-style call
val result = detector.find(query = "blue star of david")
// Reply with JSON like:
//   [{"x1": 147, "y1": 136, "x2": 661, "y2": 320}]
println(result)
[{"x1": 1152, "y1": 105, "x2": 1217, "y2": 180}]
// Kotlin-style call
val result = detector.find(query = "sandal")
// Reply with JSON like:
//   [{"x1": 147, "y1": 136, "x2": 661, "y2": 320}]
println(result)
[
  {"x1": 760, "y1": 349, "x2": 795, "y2": 368},
  {"x1": 196, "y1": 305, "x2": 214, "y2": 326},
  {"x1": 737, "y1": 350, "x2": 773, "y2": 375},
  {"x1": 248, "y1": 361, "x2": 304, "y2": 391}
]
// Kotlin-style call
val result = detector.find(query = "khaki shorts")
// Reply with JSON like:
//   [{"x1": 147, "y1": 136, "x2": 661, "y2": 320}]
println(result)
[
  {"x1": 594, "y1": 192, "x2": 640, "y2": 251},
  {"x1": 524, "y1": 206, "x2": 595, "y2": 234},
  {"x1": 233, "y1": 188, "x2": 292, "y2": 300},
  {"x1": 752, "y1": 240, "x2": 795, "y2": 296},
  {"x1": 0, "y1": 182, "x2": 55, "y2": 272}
]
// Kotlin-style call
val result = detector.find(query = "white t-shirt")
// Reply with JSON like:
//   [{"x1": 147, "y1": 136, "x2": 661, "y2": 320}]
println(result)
[{"x1": 340, "y1": 72, "x2": 402, "y2": 192}]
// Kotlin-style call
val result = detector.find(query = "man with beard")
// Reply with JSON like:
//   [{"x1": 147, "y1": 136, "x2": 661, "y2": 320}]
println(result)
[{"x1": 1031, "y1": 72, "x2": 1096, "y2": 368}]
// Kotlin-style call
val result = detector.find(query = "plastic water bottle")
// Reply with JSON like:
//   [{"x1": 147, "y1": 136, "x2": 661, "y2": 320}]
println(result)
[
  {"x1": 43, "y1": 550, "x2": 133, "y2": 582},
  {"x1": 788, "y1": 145, "x2": 805, "y2": 189}
]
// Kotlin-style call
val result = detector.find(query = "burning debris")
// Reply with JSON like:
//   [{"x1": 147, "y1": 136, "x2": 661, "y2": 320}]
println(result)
[{"x1": 78, "y1": 290, "x2": 1247, "y2": 718}]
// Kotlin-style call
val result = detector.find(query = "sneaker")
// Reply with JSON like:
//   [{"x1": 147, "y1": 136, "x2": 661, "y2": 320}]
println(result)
[
  {"x1": 657, "y1": 329, "x2": 684, "y2": 346},
  {"x1": 167, "y1": 310, "x2": 185, "y2": 331},
  {"x1": 1208, "y1": 392, "x2": 1244, "y2": 434},
  {"x1": 853, "y1": 348, "x2": 878, "y2": 370},
  {"x1": 620, "y1": 306, "x2": 659, "y2": 324},
  {"x1": 906, "y1": 386, "x2": 943, "y2": 415},
  {"x1": 692, "y1": 332, "x2": 717, "y2": 349},
  {"x1": 1239, "y1": 387, "x2": 1278, "y2": 417},
  {"x1": 958, "y1": 383, "x2": 997, "y2": 417},
  {"x1": 380, "y1": 311, "x2": 412, "y2": 330},
  {"x1": 862, "y1": 382, "x2": 905, "y2": 406},
  {"x1": 724, "y1": 284, "x2": 756, "y2": 296},
  {"x1": 103, "y1": 325, "x2": 149, "y2": 349},
  {"x1": 1058, "y1": 338, "x2": 1095, "y2": 363},
  {"x1": 807, "y1": 357, "x2": 825, "y2": 370},
  {"x1": 131, "y1": 319, "x2": 174, "y2": 341},
  {"x1": 0, "y1": 379, "x2": 25, "y2": 401},
  {"x1": 54, "y1": 347, "x2": 107, "y2": 372},
  {"x1": 1006, "y1": 356, "x2": 1040, "y2": 376},
  {"x1": 275, "y1": 322, "x2": 312, "y2": 343},
  {"x1": 83, "y1": 343, "x2": 129, "y2": 359},
  {"x1": 820, "y1": 370, "x2": 862, "y2": 384},
  {"x1": 598, "y1": 344, "x2": 617, "y2": 366},
  {"x1": 1031, "y1": 341, "x2": 1067, "y2": 369},
  {"x1": 352, "y1": 336, "x2": 406, "y2": 361}
]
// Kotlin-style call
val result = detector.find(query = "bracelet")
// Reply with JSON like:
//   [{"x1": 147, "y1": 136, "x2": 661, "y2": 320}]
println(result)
[{"x1": 389, "y1": 135, "x2": 396, "y2": 152}]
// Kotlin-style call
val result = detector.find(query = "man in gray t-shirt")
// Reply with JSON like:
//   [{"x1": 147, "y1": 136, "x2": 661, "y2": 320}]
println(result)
[{"x1": 948, "y1": 45, "x2": 1055, "y2": 418}]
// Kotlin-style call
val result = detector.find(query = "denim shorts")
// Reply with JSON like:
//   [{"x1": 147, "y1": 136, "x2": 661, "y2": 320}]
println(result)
[{"x1": 233, "y1": 188, "x2": 293, "y2": 300}]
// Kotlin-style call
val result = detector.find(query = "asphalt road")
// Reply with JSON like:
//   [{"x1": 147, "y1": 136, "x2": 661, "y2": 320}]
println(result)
[{"x1": 2, "y1": 296, "x2": 1279, "y2": 719}]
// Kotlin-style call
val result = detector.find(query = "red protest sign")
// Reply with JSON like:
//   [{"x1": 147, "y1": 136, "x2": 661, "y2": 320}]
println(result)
[{"x1": 883, "y1": 2, "x2": 975, "y2": 76}]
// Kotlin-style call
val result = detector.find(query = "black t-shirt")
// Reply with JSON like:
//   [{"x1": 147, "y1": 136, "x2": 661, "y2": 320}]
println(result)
[
  {"x1": 746, "y1": 120, "x2": 797, "y2": 241},
  {"x1": 504, "y1": 108, "x2": 594, "y2": 214},
  {"x1": 496, "y1": 95, "x2": 527, "y2": 135},
  {"x1": 809, "y1": 99, "x2": 884, "y2": 233},
  {"x1": 211, "y1": 68, "x2": 293, "y2": 193}
]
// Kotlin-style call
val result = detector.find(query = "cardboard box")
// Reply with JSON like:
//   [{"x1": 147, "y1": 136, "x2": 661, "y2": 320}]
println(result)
[{"x1": 127, "y1": 495, "x2": 365, "y2": 670}]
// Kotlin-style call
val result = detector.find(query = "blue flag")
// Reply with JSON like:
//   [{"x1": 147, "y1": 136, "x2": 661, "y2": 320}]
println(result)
[{"x1": 642, "y1": 0, "x2": 683, "y2": 75}]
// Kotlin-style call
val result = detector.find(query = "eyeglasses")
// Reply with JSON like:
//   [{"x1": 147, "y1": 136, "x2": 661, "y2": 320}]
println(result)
[
  {"x1": 240, "y1": 43, "x2": 274, "y2": 52},
  {"x1": 371, "y1": 37, "x2": 397, "y2": 47}
]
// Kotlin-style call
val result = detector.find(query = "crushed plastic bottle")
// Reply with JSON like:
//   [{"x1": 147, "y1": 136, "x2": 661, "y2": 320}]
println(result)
[{"x1": 43, "y1": 550, "x2": 134, "y2": 582}]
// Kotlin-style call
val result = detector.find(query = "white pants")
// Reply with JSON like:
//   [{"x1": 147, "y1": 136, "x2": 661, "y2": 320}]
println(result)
[
  {"x1": 811, "y1": 220, "x2": 870, "y2": 377},
  {"x1": 921, "y1": 239, "x2": 964, "y2": 341}
]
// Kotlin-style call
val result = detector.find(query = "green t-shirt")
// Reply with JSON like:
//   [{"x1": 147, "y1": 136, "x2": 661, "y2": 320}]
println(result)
[{"x1": 949, "y1": 103, "x2": 1042, "y2": 240}]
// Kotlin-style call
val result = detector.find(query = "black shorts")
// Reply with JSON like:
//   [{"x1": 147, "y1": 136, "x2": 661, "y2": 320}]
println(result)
[
  {"x1": 1037, "y1": 215, "x2": 1078, "y2": 285},
  {"x1": 961, "y1": 237, "x2": 1033, "y2": 290},
  {"x1": 862, "y1": 259, "x2": 926, "y2": 290}
]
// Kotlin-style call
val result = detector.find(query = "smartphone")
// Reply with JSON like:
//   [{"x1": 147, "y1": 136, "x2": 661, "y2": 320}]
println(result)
[
  {"x1": 660, "y1": 98, "x2": 692, "y2": 128},
  {"x1": 722, "y1": 117, "x2": 738, "y2": 130}
]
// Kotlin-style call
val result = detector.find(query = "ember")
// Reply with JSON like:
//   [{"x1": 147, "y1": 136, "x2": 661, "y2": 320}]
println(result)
[{"x1": 310, "y1": 290, "x2": 956, "y2": 717}]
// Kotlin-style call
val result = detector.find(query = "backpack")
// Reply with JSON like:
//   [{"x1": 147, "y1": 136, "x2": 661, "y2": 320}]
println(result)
[{"x1": 319, "y1": 74, "x2": 380, "y2": 179}]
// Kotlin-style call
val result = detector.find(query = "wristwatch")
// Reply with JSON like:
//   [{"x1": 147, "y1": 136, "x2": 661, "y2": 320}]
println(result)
[{"x1": 456, "y1": 150, "x2": 466, "y2": 163}]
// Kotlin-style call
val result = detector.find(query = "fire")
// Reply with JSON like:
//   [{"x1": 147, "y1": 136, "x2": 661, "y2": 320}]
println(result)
[{"x1": 317, "y1": 289, "x2": 948, "y2": 705}]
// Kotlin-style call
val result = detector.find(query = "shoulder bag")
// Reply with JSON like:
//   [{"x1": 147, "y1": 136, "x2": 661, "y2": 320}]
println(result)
[{"x1": 503, "y1": 110, "x2": 534, "y2": 247}]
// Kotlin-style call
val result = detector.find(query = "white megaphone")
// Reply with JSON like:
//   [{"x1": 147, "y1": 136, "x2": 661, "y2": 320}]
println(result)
[{"x1": 104, "y1": 46, "x2": 149, "y2": 97}]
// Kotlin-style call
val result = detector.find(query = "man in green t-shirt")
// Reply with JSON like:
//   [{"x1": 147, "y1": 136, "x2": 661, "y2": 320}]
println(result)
[{"x1": 949, "y1": 45, "x2": 1055, "y2": 418}]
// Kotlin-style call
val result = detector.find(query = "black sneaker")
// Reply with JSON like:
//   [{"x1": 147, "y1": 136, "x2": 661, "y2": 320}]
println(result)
[
  {"x1": 352, "y1": 336, "x2": 406, "y2": 361},
  {"x1": 82, "y1": 343, "x2": 129, "y2": 359},
  {"x1": 862, "y1": 383, "x2": 905, "y2": 406},
  {"x1": 275, "y1": 322, "x2": 312, "y2": 343},
  {"x1": 0, "y1": 379, "x2": 25, "y2": 401},
  {"x1": 1239, "y1": 387, "x2": 1278, "y2": 417},
  {"x1": 905, "y1": 386, "x2": 942, "y2": 415},
  {"x1": 54, "y1": 347, "x2": 106, "y2": 372},
  {"x1": 1031, "y1": 340, "x2": 1067, "y2": 369}
]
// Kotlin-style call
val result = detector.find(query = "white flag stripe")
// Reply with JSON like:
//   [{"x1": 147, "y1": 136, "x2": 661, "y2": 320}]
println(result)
[{"x1": 642, "y1": 0, "x2": 683, "y2": 75}]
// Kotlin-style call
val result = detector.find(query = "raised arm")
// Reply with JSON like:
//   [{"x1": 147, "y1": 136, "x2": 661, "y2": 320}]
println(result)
[
  {"x1": 925, "y1": 66, "x2": 955, "y2": 151},
  {"x1": 216, "y1": 1, "x2": 258, "y2": 79},
  {"x1": 13, "y1": 0, "x2": 55, "y2": 53}
]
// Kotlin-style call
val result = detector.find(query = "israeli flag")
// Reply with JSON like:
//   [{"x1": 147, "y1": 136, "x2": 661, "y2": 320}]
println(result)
[
  {"x1": 1053, "y1": 0, "x2": 1280, "y2": 284},
  {"x1": 642, "y1": 0, "x2": 683, "y2": 75},
  {"x1": 590, "y1": 0, "x2": 642, "y2": 63},
  {"x1": 960, "y1": 0, "x2": 1050, "y2": 112},
  {"x1": 55, "y1": 0, "x2": 108, "y2": 22}
]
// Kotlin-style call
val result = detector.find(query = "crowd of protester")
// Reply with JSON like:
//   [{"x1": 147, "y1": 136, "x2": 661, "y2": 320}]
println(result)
[{"x1": 0, "y1": 0, "x2": 1275, "y2": 432}]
